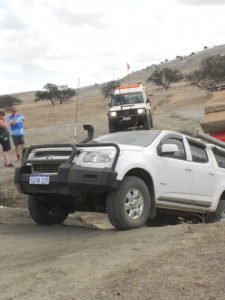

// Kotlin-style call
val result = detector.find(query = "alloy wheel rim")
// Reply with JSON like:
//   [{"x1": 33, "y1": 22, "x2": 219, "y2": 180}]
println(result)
[{"x1": 124, "y1": 189, "x2": 144, "y2": 220}]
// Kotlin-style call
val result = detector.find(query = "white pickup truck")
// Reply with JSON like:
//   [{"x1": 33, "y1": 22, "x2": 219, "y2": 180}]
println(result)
[{"x1": 15, "y1": 130, "x2": 225, "y2": 230}]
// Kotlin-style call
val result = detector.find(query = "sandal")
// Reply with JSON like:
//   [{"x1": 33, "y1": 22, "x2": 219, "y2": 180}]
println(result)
[{"x1": 4, "y1": 163, "x2": 14, "y2": 168}]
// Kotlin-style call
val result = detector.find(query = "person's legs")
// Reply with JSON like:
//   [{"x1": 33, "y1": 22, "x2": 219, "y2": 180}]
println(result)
[
  {"x1": 12, "y1": 136, "x2": 20, "y2": 160},
  {"x1": 14, "y1": 136, "x2": 25, "y2": 160},
  {"x1": 2, "y1": 139, "x2": 13, "y2": 167},
  {"x1": 20, "y1": 143, "x2": 24, "y2": 153},
  {"x1": 15, "y1": 145, "x2": 20, "y2": 160},
  {"x1": 3, "y1": 151, "x2": 9, "y2": 165}
]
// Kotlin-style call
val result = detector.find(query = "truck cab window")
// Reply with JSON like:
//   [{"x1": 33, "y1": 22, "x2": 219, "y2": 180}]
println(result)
[
  {"x1": 188, "y1": 141, "x2": 208, "y2": 163},
  {"x1": 113, "y1": 92, "x2": 144, "y2": 106},
  {"x1": 212, "y1": 148, "x2": 225, "y2": 168}
]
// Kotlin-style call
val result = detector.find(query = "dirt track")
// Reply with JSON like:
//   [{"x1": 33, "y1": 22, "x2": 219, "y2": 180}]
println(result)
[{"x1": 0, "y1": 208, "x2": 225, "y2": 300}]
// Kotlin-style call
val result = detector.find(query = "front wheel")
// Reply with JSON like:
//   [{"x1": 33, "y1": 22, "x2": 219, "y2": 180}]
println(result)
[
  {"x1": 28, "y1": 195, "x2": 69, "y2": 225},
  {"x1": 206, "y1": 200, "x2": 225, "y2": 223},
  {"x1": 106, "y1": 176, "x2": 151, "y2": 230}
]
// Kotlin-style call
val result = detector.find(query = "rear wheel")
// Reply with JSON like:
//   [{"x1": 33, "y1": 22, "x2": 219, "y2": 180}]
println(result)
[
  {"x1": 108, "y1": 121, "x2": 117, "y2": 133},
  {"x1": 206, "y1": 200, "x2": 225, "y2": 223},
  {"x1": 143, "y1": 114, "x2": 151, "y2": 130},
  {"x1": 149, "y1": 112, "x2": 153, "y2": 128},
  {"x1": 106, "y1": 176, "x2": 151, "y2": 230},
  {"x1": 28, "y1": 195, "x2": 69, "y2": 225}
]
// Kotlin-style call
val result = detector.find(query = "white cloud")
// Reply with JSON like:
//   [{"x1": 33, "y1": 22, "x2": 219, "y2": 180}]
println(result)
[
  {"x1": 53, "y1": 7, "x2": 109, "y2": 29},
  {"x1": 0, "y1": 0, "x2": 225, "y2": 94},
  {"x1": 0, "y1": 10, "x2": 27, "y2": 30},
  {"x1": 178, "y1": 0, "x2": 225, "y2": 5}
]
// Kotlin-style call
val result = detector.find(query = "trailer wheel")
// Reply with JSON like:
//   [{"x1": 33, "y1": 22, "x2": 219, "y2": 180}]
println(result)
[
  {"x1": 28, "y1": 195, "x2": 69, "y2": 225},
  {"x1": 108, "y1": 121, "x2": 117, "y2": 133},
  {"x1": 206, "y1": 199, "x2": 225, "y2": 223},
  {"x1": 106, "y1": 176, "x2": 151, "y2": 230}
]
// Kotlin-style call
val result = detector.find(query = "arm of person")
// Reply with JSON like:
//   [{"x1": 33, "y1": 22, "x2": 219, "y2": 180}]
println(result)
[
  {"x1": 0, "y1": 117, "x2": 8, "y2": 128},
  {"x1": 8, "y1": 115, "x2": 15, "y2": 125},
  {"x1": 11, "y1": 114, "x2": 17, "y2": 126},
  {"x1": 21, "y1": 115, "x2": 26, "y2": 128}
]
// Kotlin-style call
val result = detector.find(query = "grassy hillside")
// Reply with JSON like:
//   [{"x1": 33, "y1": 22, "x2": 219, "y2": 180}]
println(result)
[
  {"x1": 9, "y1": 44, "x2": 225, "y2": 104},
  {"x1": 2, "y1": 43, "x2": 225, "y2": 143}
]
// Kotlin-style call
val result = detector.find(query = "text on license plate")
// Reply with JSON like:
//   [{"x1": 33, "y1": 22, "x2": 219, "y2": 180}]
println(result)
[
  {"x1": 122, "y1": 117, "x2": 131, "y2": 121},
  {"x1": 29, "y1": 175, "x2": 50, "y2": 185}
]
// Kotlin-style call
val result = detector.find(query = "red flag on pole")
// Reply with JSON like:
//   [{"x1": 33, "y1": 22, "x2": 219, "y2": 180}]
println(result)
[{"x1": 127, "y1": 63, "x2": 130, "y2": 70}]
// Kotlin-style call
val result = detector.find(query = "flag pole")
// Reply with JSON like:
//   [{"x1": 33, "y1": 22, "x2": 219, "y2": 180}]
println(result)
[{"x1": 127, "y1": 63, "x2": 130, "y2": 86}]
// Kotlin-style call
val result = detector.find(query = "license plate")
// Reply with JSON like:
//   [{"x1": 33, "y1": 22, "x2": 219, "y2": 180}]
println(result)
[
  {"x1": 29, "y1": 175, "x2": 50, "y2": 185},
  {"x1": 122, "y1": 117, "x2": 131, "y2": 121}
]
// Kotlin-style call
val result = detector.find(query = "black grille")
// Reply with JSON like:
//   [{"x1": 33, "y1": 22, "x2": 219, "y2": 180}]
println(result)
[
  {"x1": 116, "y1": 109, "x2": 137, "y2": 117},
  {"x1": 32, "y1": 163, "x2": 61, "y2": 173},
  {"x1": 35, "y1": 150, "x2": 72, "y2": 157}
]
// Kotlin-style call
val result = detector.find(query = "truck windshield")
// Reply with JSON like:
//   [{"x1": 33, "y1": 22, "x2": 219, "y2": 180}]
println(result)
[{"x1": 113, "y1": 92, "x2": 144, "y2": 106}]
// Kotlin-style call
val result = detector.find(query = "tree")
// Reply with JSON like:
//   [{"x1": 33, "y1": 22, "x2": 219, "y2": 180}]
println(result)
[
  {"x1": 201, "y1": 55, "x2": 225, "y2": 81},
  {"x1": 147, "y1": 68, "x2": 183, "y2": 90},
  {"x1": 35, "y1": 83, "x2": 76, "y2": 105},
  {"x1": 58, "y1": 85, "x2": 76, "y2": 104},
  {"x1": 101, "y1": 80, "x2": 120, "y2": 98},
  {"x1": 186, "y1": 55, "x2": 225, "y2": 88},
  {"x1": 0, "y1": 95, "x2": 22, "y2": 111}
]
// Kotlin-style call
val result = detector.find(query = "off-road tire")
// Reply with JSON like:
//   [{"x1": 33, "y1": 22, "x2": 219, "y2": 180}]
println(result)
[
  {"x1": 206, "y1": 199, "x2": 225, "y2": 223},
  {"x1": 149, "y1": 112, "x2": 153, "y2": 128},
  {"x1": 106, "y1": 176, "x2": 151, "y2": 230},
  {"x1": 108, "y1": 121, "x2": 117, "y2": 133},
  {"x1": 28, "y1": 195, "x2": 69, "y2": 225},
  {"x1": 143, "y1": 114, "x2": 151, "y2": 130}
]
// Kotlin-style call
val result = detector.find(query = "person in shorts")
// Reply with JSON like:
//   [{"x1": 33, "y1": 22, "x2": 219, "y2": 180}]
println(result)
[
  {"x1": 0, "y1": 111, "x2": 14, "y2": 167},
  {"x1": 8, "y1": 106, "x2": 25, "y2": 161}
]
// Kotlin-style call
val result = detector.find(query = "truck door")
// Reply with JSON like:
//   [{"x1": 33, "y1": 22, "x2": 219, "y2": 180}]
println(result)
[
  {"x1": 156, "y1": 134, "x2": 193, "y2": 205},
  {"x1": 187, "y1": 140, "x2": 216, "y2": 207}
]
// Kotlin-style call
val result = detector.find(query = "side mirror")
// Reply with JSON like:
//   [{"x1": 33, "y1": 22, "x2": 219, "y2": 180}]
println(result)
[
  {"x1": 108, "y1": 103, "x2": 112, "y2": 108},
  {"x1": 160, "y1": 144, "x2": 179, "y2": 155},
  {"x1": 146, "y1": 98, "x2": 150, "y2": 103}
]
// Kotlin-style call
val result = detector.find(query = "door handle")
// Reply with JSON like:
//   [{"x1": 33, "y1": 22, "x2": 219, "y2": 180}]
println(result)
[
  {"x1": 209, "y1": 171, "x2": 215, "y2": 176},
  {"x1": 185, "y1": 167, "x2": 192, "y2": 172}
]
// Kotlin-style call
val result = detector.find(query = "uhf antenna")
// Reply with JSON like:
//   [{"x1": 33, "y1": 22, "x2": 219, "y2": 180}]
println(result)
[{"x1": 74, "y1": 78, "x2": 80, "y2": 143}]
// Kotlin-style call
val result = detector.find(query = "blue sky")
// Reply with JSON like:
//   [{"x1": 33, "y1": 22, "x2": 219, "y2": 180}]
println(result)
[{"x1": 0, "y1": 0, "x2": 225, "y2": 94}]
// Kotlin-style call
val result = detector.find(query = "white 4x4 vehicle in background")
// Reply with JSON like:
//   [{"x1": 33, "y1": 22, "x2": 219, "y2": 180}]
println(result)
[
  {"x1": 108, "y1": 84, "x2": 153, "y2": 132},
  {"x1": 15, "y1": 130, "x2": 225, "y2": 230}
]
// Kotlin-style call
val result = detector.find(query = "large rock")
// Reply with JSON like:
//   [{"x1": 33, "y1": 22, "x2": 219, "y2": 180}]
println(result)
[
  {"x1": 201, "y1": 111, "x2": 225, "y2": 133},
  {"x1": 201, "y1": 92, "x2": 225, "y2": 133}
]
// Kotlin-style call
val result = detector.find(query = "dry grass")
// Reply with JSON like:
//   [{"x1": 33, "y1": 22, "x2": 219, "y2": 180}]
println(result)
[{"x1": 8, "y1": 98, "x2": 108, "y2": 128}]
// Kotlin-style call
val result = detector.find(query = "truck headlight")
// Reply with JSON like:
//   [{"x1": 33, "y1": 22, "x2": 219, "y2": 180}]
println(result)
[
  {"x1": 83, "y1": 150, "x2": 116, "y2": 163},
  {"x1": 109, "y1": 111, "x2": 117, "y2": 117},
  {"x1": 137, "y1": 108, "x2": 146, "y2": 114}
]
